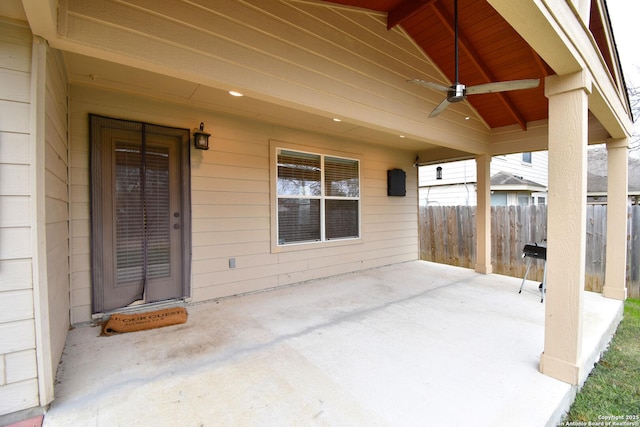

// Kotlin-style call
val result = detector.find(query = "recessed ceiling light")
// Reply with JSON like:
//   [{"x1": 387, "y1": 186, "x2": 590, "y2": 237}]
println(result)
[
  {"x1": 332, "y1": 118, "x2": 342, "y2": 122},
  {"x1": 464, "y1": 116, "x2": 470, "y2": 120},
  {"x1": 229, "y1": 91, "x2": 244, "y2": 97},
  {"x1": 399, "y1": 135, "x2": 406, "y2": 138}
]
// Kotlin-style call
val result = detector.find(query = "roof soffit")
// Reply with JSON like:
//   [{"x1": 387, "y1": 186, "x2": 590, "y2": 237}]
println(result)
[
  {"x1": 17, "y1": 0, "x2": 632, "y2": 151},
  {"x1": 37, "y1": 0, "x2": 494, "y2": 152},
  {"x1": 488, "y1": 0, "x2": 632, "y2": 137},
  {"x1": 329, "y1": 0, "x2": 630, "y2": 137}
]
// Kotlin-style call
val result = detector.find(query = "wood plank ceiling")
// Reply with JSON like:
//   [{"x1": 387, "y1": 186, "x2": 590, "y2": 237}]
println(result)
[{"x1": 324, "y1": 0, "x2": 565, "y2": 130}]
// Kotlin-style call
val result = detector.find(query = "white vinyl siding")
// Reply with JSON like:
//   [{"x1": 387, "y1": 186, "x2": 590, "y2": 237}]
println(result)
[
  {"x1": 419, "y1": 152, "x2": 548, "y2": 206},
  {"x1": 492, "y1": 152, "x2": 548, "y2": 186}
]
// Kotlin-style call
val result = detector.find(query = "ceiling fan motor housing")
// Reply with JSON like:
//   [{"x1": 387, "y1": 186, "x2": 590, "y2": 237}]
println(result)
[
  {"x1": 407, "y1": 0, "x2": 540, "y2": 118},
  {"x1": 448, "y1": 83, "x2": 466, "y2": 103}
]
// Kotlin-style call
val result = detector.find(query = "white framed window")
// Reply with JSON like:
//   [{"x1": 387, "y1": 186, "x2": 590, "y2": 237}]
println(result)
[{"x1": 276, "y1": 148, "x2": 360, "y2": 245}]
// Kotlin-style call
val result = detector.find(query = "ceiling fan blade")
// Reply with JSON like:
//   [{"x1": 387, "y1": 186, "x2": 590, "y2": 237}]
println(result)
[
  {"x1": 407, "y1": 79, "x2": 450, "y2": 93},
  {"x1": 465, "y1": 79, "x2": 540, "y2": 95},
  {"x1": 429, "y1": 98, "x2": 452, "y2": 118}
]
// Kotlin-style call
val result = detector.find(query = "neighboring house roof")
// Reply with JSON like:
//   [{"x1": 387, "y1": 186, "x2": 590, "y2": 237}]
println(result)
[
  {"x1": 490, "y1": 171, "x2": 547, "y2": 192},
  {"x1": 587, "y1": 149, "x2": 640, "y2": 195},
  {"x1": 587, "y1": 172, "x2": 610, "y2": 195}
]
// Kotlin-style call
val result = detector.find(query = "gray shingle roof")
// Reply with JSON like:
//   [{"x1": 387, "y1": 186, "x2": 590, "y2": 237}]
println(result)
[
  {"x1": 587, "y1": 149, "x2": 640, "y2": 194},
  {"x1": 490, "y1": 171, "x2": 546, "y2": 189}
]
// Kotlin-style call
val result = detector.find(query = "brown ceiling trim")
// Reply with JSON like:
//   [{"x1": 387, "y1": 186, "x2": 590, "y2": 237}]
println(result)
[
  {"x1": 387, "y1": 0, "x2": 437, "y2": 30},
  {"x1": 431, "y1": 2, "x2": 529, "y2": 130}
]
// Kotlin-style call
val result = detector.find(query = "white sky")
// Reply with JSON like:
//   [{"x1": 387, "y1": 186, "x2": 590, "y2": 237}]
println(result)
[
  {"x1": 606, "y1": 0, "x2": 638, "y2": 140},
  {"x1": 607, "y1": 0, "x2": 639, "y2": 85}
]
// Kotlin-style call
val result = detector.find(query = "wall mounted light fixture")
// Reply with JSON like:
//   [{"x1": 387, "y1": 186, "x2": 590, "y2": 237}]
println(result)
[{"x1": 193, "y1": 122, "x2": 210, "y2": 150}]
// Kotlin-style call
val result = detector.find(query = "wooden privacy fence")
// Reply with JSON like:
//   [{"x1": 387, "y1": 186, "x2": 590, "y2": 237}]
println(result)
[{"x1": 419, "y1": 205, "x2": 640, "y2": 298}]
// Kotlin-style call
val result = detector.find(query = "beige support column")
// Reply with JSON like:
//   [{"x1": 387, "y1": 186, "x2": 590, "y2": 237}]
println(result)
[
  {"x1": 475, "y1": 154, "x2": 492, "y2": 274},
  {"x1": 603, "y1": 138, "x2": 629, "y2": 300},
  {"x1": 539, "y1": 71, "x2": 591, "y2": 385}
]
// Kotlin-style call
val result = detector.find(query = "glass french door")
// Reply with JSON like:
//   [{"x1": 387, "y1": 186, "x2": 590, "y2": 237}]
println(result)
[{"x1": 90, "y1": 116, "x2": 191, "y2": 313}]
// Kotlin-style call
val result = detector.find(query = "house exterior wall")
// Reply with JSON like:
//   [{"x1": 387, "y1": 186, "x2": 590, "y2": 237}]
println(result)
[
  {"x1": 0, "y1": 20, "x2": 40, "y2": 416},
  {"x1": 68, "y1": 85, "x2": 419, "y2": 323},
  {"x1": 42, "y1": 45, "x2": 69, "y2": 395},
  {"x1": 492, "y1": 152, "x2": 549, "y2": 186},
  {"x1": 418, "y1": 152, "x2": 549, "y2": 206},
  {"x1": 420, "y1": 183, "x2": 478, "y2": 206},
  {"x1": 0, "y1": 20, "x2": 69, "y2": 419}
]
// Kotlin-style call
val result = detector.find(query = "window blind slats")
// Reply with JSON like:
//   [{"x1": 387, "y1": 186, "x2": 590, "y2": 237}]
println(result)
[
  {"x1": 144, "y1": 147, "x2": 171, "y2": 278},
  {"x1": 277, "y1": 149, "x2": 359, "y2": 245},
  {"x1": 325, "y1": 200, "x2": 359, "y2": 239},
  {"x1": 278, "y1": 199, "x2": 321, "y2": 244},
  {"x1": 277, "y1": 151, "x2": 321, "y2": 196},
  {"x1": 114, "y1": 141, "x2": 171, "y2": 284},
  {"x1": 325, "y1": 156, "x2": 359, "y2": 197},
  {"x1": 115, "y1": 143, "x2": 145, "y2": 283}
]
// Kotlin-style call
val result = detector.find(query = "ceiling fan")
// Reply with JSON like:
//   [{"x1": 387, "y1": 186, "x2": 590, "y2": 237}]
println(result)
[{"x1": 408, "y1": 0, "x2": 540, "y2": 118}]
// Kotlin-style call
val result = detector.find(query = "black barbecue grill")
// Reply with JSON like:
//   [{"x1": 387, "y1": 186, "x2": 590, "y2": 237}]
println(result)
[{"x1": 519, "y1": 243, "x2": 547, "y2": 302}]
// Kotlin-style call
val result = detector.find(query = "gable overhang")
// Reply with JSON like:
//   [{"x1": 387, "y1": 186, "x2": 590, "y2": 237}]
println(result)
[
  {"x1": 20, "y1": 0, "x2": 492, "y2": 156},
  {"x1": 487, "y1": 0, "x2": 632, "y2": 140},
  {"x1": 20, "y1": 0, "x2": 633, "y2": 161}
]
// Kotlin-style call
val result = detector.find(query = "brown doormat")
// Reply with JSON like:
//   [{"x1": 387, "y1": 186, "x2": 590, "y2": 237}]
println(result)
[{"x1": 102, "y1": 307, "x2": 187, "y2": 336}]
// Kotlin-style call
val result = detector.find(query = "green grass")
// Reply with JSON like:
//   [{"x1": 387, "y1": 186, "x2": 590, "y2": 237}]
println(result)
[{"x1": 562, "y1": 298, "x2": 640, "y2": 424}]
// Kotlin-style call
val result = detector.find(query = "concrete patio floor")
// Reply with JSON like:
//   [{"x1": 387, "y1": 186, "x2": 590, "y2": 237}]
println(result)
[{"x1": 42, "y1": 261, "x2": 623, "y2": 427}]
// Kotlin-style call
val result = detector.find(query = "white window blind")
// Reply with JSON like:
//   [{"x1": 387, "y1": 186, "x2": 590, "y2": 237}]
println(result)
[
  {"x1": 114, "y1": 142, "x2": 171, "y2": 284},
  {"x1": 277, "y1": 149, "x2": 359, "y2": 245}
]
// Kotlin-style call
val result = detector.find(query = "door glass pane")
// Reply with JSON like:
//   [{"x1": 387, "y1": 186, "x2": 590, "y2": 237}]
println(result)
[
  {"x1": 145, "y1": 146, "x2": 171, "y2": 279},
  {"x1": 114, "y1": 143, "x2": 171, "y2": 284},
  {"x1": 115, "y1": 142, "x2": 144, "y2": 284}
]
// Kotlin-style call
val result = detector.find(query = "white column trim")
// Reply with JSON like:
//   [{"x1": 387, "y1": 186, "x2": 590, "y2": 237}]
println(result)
[{"x1": 30, "y1": 36, "x2": 55, "y2": 406}]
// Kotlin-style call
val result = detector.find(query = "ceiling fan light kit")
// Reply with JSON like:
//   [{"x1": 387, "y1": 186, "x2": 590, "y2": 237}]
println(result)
[{"x1": 409, "y1": 0, "x2": 540, "y2": 118}]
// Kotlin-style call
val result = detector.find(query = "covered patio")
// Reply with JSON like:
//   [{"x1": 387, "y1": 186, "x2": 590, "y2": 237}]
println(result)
[
  {"x1": 0, "y1": 0, "x2": 635, "y2": 422},
  {"x1": 42, "y1": 261, "x2": 622, "y2": 427}
]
